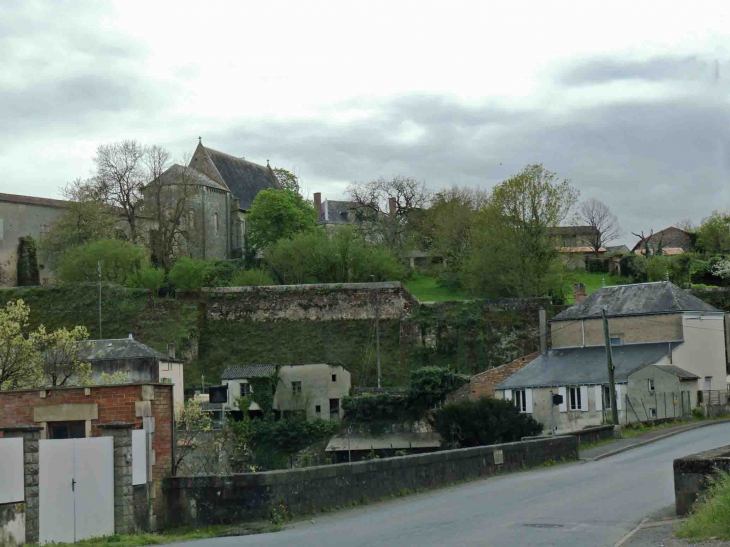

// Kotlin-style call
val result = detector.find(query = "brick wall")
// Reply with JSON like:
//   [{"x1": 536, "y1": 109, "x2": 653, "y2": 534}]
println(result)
[{"x1": 447, "y1": 352, "x2": 539, "y2": 402}]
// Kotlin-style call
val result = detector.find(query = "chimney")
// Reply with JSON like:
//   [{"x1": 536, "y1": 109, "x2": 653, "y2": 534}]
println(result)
[
  {"x1": 128, "y1": 333, "x2": 133, "y2": 340},
  {"x1": 389, "y1": 197, "x2": 397, "y2": 218},
  {"x1": 231, "y1": 197, "x2": 240, "y2": 211},
  {"x1": 573, "y1": 283, "x2": 587, "y2": 303},
  {"x1": 167, "y1": 341, "x2": 176, "y2": 359},
  {"x1": 539, "y1": 308, "x2": 548, "y2": 355},
  {"x1": 314, "y1": 192, "x2": 322, "y2": 221}
]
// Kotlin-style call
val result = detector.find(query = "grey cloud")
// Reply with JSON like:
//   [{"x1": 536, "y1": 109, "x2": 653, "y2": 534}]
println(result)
[{"x1": 561, "y1": 56, "x2": 726, "y2": 86}]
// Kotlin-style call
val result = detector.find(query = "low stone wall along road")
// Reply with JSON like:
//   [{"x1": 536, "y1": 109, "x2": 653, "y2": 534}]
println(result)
[{"x1": 168, "y1": 423, "x2": 730, "y2": 547}]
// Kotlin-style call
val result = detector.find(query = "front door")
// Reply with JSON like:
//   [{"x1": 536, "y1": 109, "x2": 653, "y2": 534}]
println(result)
[{"x1": 39, "y1": 437, "x2": 114, "y2": 544}]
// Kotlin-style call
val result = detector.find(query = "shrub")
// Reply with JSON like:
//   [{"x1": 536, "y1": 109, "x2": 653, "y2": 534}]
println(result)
[
  {"x1": 168, "y1": 258, "x2": 208, "y2": 291},
  {"x1": 59, "y1": 239, "x2": 150, "y2": 284},
  {"x1": 433, "y1": 397, "x2": 543, "y2": 447},
  {"x1": 126, "y1": 266, "x2": 166, "y2": 293},
  {"x1": 203, "y1": 258, "x2": 248, "y2": 287},
  {"x1": 586, "y1": 258, "x2": 609, "y2": 273},
  {"x1": 231, "y1": 268, "x2": 275, "y2": 286},
  {"x1": 619, "y1": 254, "x2": 647, "y2": 283},
  {"x1": 692, "y1": 406, "x2": 705, "y2": 420}
]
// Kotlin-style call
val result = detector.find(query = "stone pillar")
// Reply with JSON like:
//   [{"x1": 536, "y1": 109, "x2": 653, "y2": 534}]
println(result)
[
  {"x1": 98, "y1": 423, "x2": 135, "y2": 535},
  {"x1": 0, "y1": 425, "x2": 42, "y2": 544}
]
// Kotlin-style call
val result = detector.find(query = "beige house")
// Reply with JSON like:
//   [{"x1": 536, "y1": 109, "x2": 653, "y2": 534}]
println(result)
[
  {"x1": 220, "y1": 363, "x2": 351, "y2": 421},
  {"x1": 495, "y1": 282, "x2": 727, "y2": 433}
]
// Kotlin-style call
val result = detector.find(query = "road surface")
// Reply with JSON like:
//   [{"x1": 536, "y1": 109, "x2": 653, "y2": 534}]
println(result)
[{"x1": 170, "y1": 423, "x2": 730, "y2": 547}]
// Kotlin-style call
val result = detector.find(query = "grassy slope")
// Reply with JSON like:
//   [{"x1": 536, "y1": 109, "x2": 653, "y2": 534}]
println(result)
[
  {"x1": 563, "y1": 271, "x2": 632, "y2": 304},
  {"x1": 404, "y1": 273, "x2": 466, "y2": 302}
]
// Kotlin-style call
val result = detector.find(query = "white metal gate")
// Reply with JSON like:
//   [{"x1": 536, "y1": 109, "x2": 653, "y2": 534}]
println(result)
[{"x1": 39, "y1": 437, "x2": 114, "y2": 544}]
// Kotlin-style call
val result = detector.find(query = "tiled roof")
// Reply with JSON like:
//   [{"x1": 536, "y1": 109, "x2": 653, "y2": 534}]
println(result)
[
  {"x1": 0, "y1": 193, "x2": 69, "y2": 209},
  {"x1": 634, "y1": 247, "x2": 684, "y2": 256},
  {"x1": 221, "y1": 364, "x2": 277, "y2": 380},
  {"x1": 552, "y1": 281, "x2": 719, "y2": 321}
]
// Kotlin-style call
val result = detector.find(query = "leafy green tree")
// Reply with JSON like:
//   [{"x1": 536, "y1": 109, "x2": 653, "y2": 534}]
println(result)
[
  {"x1": 247, "y1": 189, "x2": 317, "y2": 249},
  {"x1": 265, "y1": 226, "x2": 407, "y2": 284},
  {"x1": 272, "y1": 167, "x2": 300, "y2": 193},
  {"x1": 168, "y1": 258, "x2": 209, "y2": 291},
  {"x1": 126, "y1": 266, "x2": 166, "y2": 293},
  {"x1": 0, "y1": 300, "x2": 43, "y2": 390},
  {"x1": 434, "y1": 397, "x2": 543, "y2": 447},
  {"x1": 696, "y1": 211, "x2": 730, "y2": 254},
  {"x1": 59, "y1": 239, "x2": 150, "y2": 284}
]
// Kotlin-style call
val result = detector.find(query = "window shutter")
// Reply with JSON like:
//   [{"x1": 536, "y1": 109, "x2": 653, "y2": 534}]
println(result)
[
  {"x1": 580, "y1": 386, "x2": 589, "y2": 412},
  {"x1": 616, "y1": 385, "x2": 623, "y2": 410},
  {"x1": 504, "y1": 389, "x2": 512, "y2": 401},
  {"x1": 525, "y1": 389, "x2": 534, "y2": 413},
  {"x1": 558, "y1": 387, "x2": 567, "y2": 413},
  {"x1": 595, "y1": 385, "x2": 603, "y2": 412}
]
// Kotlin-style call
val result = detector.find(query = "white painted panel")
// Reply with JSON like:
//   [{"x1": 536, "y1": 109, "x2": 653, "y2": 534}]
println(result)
[
  {"x1": 558, "y1": 387, "x2": 567, "y2": 412},
  {"x1": 39, "y1": 440, "x2": 75, "y2": 545},
  {"x1": 595, "y1": 386, "x2": 603, "y2": 412},
  {"x1": 616, "y1": 385, "x2": 623, "y2": 410},
  {"x1": 0, "y1": 437, "x2": 24, "y2": 504},
  {"x1": 525, "y1": 389, "x2": 533, "y2": 413},
  {"x1": 132, "y1": 429, "x2": 147, "y2": 486},
  {"x1": 504, "y1": 389, "x2": 512, "y2": 401},
  {"x1": 580, "y1": 386, "x2": 589, "y2": 412},
  {"x1": 74, "y1": 437, "x2": 114, "y2": 542}
]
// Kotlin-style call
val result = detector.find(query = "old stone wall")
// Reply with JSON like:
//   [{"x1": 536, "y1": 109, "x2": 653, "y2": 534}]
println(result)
[
  {"x1": 448, "y1": 352, "x2": 539, "y2": 402},
  {"x1": 164, "y1": 436, "x2": 578, "y2": 527},
  {"x1": 674, "y1": 445, "x2": 730, "y2": 515}
]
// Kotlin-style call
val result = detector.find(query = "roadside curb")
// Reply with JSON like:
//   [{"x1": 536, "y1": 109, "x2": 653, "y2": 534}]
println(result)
[
  {"x1": 584, "y1": 419, "x2": 730, "y2": 462},
  {"x1": 613, "y1": 518, "x2": 686, "y2": 547}
]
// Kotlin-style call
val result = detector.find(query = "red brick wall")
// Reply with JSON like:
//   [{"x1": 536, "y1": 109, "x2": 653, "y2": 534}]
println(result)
[
  {"x1": 0, "y1": 384, "x2": 173, "y2": 479},
  {"x1": 447, "y1": 352, "x2": 539, "y2": 402}
]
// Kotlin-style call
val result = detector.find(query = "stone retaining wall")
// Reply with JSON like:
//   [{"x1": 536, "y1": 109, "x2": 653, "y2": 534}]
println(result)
[
  {"x1": 674, "y1": 445, "x2": 730, "y2": 515},
  {"x1": 164, "y1": 436, "x2": 578, "y2": 527}
]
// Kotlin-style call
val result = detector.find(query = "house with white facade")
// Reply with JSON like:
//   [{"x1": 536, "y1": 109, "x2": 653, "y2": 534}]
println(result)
[
  {"x1": 219, "y1": 363, "x2": 351, "y2": 421},
  {"x1": 495, "y1": 282, "x2": 727, "y2": 433}
]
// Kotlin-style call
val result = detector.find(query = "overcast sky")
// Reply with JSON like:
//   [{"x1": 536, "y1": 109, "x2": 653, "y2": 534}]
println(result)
[{"x1": 3, "y1": 1, "x2": 730, "y2": 246}]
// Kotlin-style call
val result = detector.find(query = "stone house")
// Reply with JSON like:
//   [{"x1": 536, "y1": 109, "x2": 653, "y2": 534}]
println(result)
[
  {"x1": 219, "y1": 363, "x2": 351, "y2": 422},
  {"x1": 79, "y1": 336, "x2": 184, "y2": 407},
  {"x1": 447, "y1": 352, "x2": 539, "y2": 402},
  {"x1": 547, "y1": 226, "x2": 606, "y2": 270},
  {"x1": 494, "y1": 281, "x2": 726, "y2": 432},
  {"x1": 631, "y1": 226, "x2": 694, "y2": 254}
]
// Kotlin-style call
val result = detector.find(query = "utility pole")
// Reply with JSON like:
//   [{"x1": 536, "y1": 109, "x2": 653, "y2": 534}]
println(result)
[
  {"x1": 602, "y1": 308, "x2": 621, "y2": 437},
  {"x1": 98, "y1": 260, "x2": 102, "y2": 339},
  {"x1": 372, "y1": 275, "x2": 381, "y2": 388}
]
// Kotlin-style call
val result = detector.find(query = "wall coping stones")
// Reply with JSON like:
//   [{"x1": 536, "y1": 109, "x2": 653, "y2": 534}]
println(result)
[
  {"x1": 674, "y1": 444, "x2": 730, "y2": 515},
  {"x1": 98, "y1": 422, "x2": 137, "y2": 430},
  {"x1": 0, "y1": 425, "x2": 44, "y2": 432},
  {"x1": 202, "y1": 282, "x2": 405, "y2": 295}
]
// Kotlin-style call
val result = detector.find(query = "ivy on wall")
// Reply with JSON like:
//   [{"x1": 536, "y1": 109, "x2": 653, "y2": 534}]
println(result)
[{"x1": 17, "y1": 236, "x2": 40, "y2": 286}]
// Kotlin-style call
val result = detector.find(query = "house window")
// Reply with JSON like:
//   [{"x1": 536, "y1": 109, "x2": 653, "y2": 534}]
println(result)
[
  {"x1": 649, "y1": 408, "x2": 657, "y2": 419},
  {"x1": 214, "y1": 212, "x2": 220, "y2": 234},
  {"x1": 315, "y1": 405, "x2": 321, "y2": 413},
  {"x1": 705, "y1": 377, "x2": 712, "y2": 390},
  {"x1": 648, "y1": 379, "x2": 655, "y2": 393},
  {"x1": 610, "y1": 337, "x2": 622, "y2": 346},
  {"x1": 292, "y1": 381, "x2": 302, "y2": 395},
  {"x1": 241, "y1": 383, "x2": 251, "y2": 396},
  {"x1": 50, "y1": 421, "x2": 86, "y2": 439},
  {"x1": 569, "y1": 387, "x2": 582, "y2": 411},
  {"x1": 332, "y1": 374, "x2": 337, "y2": 382},
  {"x1": 40, "y1": 224, "x2": 50, "y2": 240},
  {"x1": 602, "y1": 386, "x2": 612, "y2": 409},
  {"x1": 514, "y1": 389, "x2": 527, "y2": 412}
]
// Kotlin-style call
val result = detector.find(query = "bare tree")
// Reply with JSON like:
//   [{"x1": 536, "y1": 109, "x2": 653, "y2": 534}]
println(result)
[
  {"x1": 346, "y1": 176, "x2": 432, "y2": 251},
  {"x1": 573, "y1": 198, "x2": 622, "y2": 255},
  {"x1": 91, "y1": 140, "x2": 148, "y2": 242},
  {"x1": 632, "y1": 229, "x2": 655, "y2": 256}
]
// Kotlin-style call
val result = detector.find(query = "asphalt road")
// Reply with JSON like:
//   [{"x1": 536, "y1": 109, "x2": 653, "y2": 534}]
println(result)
[{"x1": 170, "y1": 423, "x2": 730, "y2": 547}]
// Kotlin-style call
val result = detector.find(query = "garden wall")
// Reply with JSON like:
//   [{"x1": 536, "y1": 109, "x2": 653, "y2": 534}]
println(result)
[
  {"x1": 164, "y1": 436, "x2": 578, "y2": 526},
  {"x1": 674, "y1": 445, "x2": 730, "y2": 515}
]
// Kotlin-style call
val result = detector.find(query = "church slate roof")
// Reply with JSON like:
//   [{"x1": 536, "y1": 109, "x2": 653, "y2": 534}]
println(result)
[
  {"x1": 551, "y1": 281, "x2": 719, "y2": 321},
  {"x1": 154, "y1": 164, "x2": 229, "y2": 192},
  {"x1": 322, "y1": 200, "x2": 355, "y2": 223},
  {"x1": 197, "y1": 146, "x2": 280, "y2": 209}
]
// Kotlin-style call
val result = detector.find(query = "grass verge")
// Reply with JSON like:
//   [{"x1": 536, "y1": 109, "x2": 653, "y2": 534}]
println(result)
[
  {"x1": 404, "y1": 273, "x2": 466, "y2": 302},
  {"x1": 563, "y1": 271, "x2": 632, "y2": 304},
  {"x1": 677, "y1": 472, "x2": 730, "y2": 540},
  {"x1": 28, "y1": 522, "x2": 280, "y2": 547},
  {"x1": 621, "y1": 418, "x2": 700, "y2": 439}
]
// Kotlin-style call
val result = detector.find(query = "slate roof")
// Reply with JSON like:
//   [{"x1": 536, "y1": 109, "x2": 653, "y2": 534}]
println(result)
[
  {"x1": 322, "y1": 200, "x2": 355, "y2": 223},
  {"x1": 78, "y1": 339, "x2": 181, "y2": 362},
  {"x1": 221, "y1": 364, "x2": 277, "y2": 380},
  {"x1": 653, "y1": 365, "x2": 699, "y2": 379},
  {"x1": 200, "y1": 146, "x2": 280, "y2": 209},
  {"x1": 153, "y1": 164, "x2": 229, "y2": 192},
  {"x1": 496, "y1": 342, "x2": 679, "y2": 389},
  {"x1": 552, "y1": 281, "x2": 719, "y2": 321}
]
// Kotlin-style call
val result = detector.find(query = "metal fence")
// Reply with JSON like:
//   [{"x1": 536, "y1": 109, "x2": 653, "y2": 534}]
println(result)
[{"x1": 617, "y1": 391, "x2": 693, "y2": 424}]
